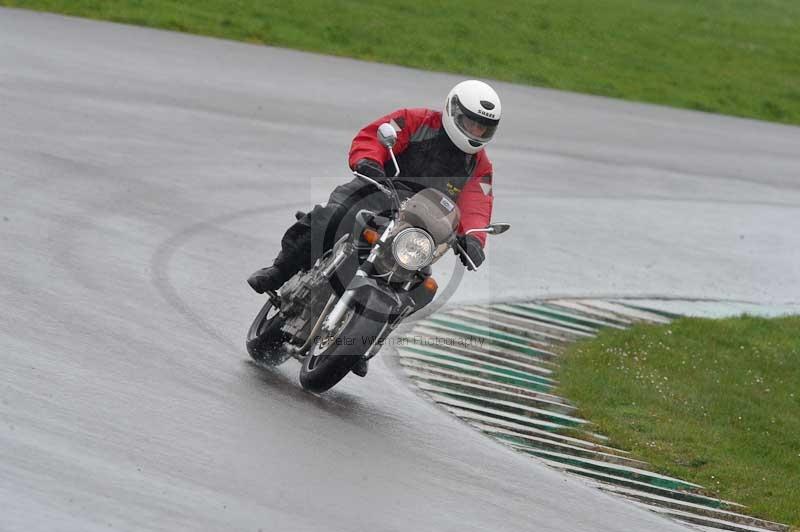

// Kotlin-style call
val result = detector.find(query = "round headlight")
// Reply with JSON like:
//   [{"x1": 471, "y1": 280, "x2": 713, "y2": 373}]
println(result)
[{"x1": 391, "y1": 228, "x2": 435, "y2": 270}]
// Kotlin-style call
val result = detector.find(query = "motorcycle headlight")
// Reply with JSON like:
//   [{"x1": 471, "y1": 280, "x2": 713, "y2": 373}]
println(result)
[{"x1": 391, "y1": 228, "x2": 435, "y2": 270}]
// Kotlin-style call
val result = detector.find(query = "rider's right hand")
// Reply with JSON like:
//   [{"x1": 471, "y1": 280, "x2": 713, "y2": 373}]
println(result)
[{"x1": 354, "y1": 158, "x2": 387, "y2": 180}]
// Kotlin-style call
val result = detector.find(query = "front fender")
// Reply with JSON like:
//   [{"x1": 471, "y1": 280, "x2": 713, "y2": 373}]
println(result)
[
  {"x1": 347, "y1": 274, "x2": 401, "y2": 306},
  {"x1": 343, "y1": 275, "x2": 404, "y2": 325}
]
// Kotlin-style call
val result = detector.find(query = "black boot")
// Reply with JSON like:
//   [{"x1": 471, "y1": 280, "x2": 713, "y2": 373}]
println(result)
[
  {"x1": 247, "y1": 265, "x2": 293, "y2": 294},
  {"x1": 351, "y1": 357, "x2": 369, "y2": 377}
]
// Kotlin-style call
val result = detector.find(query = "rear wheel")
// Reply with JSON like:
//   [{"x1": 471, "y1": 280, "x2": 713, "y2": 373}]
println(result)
[
  {"x1": 246, "y1": 299, "x2": 291, "y2": 366},
  {"x1": 299, "y1": 298, "x2": 387, "y2": 393}
]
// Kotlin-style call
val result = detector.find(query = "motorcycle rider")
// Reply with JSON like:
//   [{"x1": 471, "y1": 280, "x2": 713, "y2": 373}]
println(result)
[{"x1": 247, "y1": 80, "x2": 501, "y2": 373}]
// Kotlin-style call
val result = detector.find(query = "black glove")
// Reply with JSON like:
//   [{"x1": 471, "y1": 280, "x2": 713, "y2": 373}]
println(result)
[
  {"x1": 456, "y1": 234, "x2": 485, "y2": 271},
  {"x1": 354, "y1": 158, "x2": 386, "y2": 180}
]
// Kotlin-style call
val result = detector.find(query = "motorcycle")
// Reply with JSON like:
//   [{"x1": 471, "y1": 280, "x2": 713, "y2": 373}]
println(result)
[{"x1": 246, "y1": 122, "x2": 510, "y2": 393}]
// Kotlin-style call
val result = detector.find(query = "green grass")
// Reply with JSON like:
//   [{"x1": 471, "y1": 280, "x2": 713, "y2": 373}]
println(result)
[
  {"x1": 3, "y1": 0, "x2": 800, "y2": 125},
  {"x1": 558, "y1": 315, "x2": 800, "y2": 527}
]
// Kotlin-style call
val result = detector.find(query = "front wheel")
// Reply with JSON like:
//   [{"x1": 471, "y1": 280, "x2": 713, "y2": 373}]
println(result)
[{"x1": 299, "y1": 295, "x2": 388, "y2": 393}]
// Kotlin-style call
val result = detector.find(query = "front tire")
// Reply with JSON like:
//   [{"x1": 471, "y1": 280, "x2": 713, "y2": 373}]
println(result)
[
  {"x1": 299, "y1": 296, "x2": 387, "y2": 393},
  {"x1": 246, "y1": 299, "x2": 291, "y2": 366}
]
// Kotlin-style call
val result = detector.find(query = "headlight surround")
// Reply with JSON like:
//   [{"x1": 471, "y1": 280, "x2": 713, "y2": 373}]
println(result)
[{"x1": 391, "y1": 228, "x2": 435, "y2": 270}]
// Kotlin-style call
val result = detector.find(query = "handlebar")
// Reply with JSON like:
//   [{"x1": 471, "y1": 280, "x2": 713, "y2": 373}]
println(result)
[{"x1": 352, "y1": 171, "x2": 402, "y2": 212}]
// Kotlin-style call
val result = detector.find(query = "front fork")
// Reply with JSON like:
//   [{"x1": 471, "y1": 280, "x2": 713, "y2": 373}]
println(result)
[
  {"x1": 321, "y1": 219, "x2": 396, "y2": 333},
  {"x1": 319, "y1": 218, "x2": 429, "y2": 360}
]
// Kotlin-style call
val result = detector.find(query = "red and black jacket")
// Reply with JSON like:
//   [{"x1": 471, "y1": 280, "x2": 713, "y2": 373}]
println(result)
[{"x1": 349, "y1": 108, "x2": 494, "y2": 247}]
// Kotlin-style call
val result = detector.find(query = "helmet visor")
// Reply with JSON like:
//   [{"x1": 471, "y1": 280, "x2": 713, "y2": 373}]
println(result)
[{"x1": 450, "y1": 95, "x2": 498, "y2": 144}]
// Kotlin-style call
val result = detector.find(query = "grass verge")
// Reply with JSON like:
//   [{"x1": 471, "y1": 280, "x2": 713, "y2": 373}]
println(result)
[
  {"x1": 558, "y1": 315, "x2": 800, "y2": 527},
  {"x1": 3, "y1": 0, "x2": 800, "y2": 125}
]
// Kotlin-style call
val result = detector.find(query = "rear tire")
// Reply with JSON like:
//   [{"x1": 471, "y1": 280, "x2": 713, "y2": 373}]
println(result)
[
  {"x1": 299, "y1": 295, "x2": 387, "y2": 393},
  {"x1": 246, "y1": 299, "x2": 291, "y2": 366}
]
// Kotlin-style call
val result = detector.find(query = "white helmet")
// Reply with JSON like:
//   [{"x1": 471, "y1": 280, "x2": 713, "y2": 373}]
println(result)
[{"x1": 442, "y1": 80, "x2": 501, "y2": 154}]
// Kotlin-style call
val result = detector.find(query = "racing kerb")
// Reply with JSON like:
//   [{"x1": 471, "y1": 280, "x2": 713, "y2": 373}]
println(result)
[{"x1": 395, "y1": 298, "x2": 792, "y2": 532}]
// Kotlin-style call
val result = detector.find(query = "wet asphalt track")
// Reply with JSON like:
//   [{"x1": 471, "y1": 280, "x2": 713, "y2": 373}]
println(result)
[{"x1": 2, "y1": 8, "x2": 800, "y2": 532}]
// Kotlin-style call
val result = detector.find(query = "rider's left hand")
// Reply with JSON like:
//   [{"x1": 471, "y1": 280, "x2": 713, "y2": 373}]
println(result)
[{"x1": 456, "y1": 234, "x2": 485, "y2": 271}]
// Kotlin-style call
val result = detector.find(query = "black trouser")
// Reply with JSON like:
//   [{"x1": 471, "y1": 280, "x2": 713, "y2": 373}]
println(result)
[{"x1": 273, "y1": 178, "x2": 397, "y2": 274}]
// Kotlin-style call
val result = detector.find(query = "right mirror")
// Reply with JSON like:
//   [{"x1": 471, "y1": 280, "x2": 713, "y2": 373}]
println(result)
[{"x1": 377, "y1": 123, "x2": 397, "y2": 148}]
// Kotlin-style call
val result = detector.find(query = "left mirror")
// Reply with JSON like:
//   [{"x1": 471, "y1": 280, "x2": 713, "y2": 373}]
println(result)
[{"x1": 489, "y1": 223, "x2": 511, "y2": 235}]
